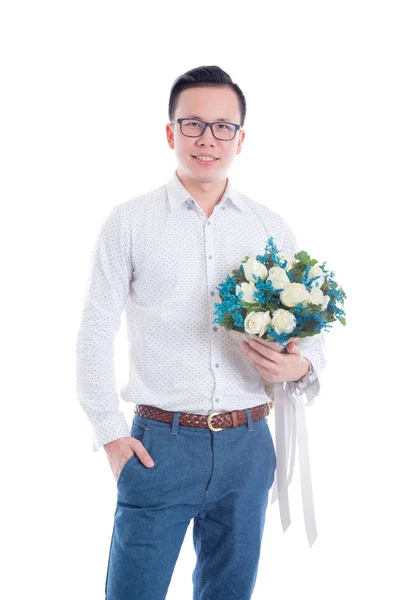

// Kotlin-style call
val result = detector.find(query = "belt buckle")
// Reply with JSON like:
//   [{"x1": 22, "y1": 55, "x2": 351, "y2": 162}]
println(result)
[{"x1": 207, "y1": 411, "x2": 223, "y2": 432}]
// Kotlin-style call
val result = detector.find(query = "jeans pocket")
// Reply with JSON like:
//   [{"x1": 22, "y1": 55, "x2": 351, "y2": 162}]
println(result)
[
  {"x1": 263, "y1": 420, "x2": 276, "y2": 488},
  {"x1": 116, "y1": 425, "x2": 151, "y2": 487}
]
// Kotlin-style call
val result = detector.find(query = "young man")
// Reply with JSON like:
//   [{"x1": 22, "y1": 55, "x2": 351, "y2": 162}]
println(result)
[{"x1": 76, "y1": 65, "x2": 325, "y2": 600}]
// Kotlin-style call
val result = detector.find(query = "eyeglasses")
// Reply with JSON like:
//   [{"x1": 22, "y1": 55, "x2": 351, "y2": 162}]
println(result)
[{"x1": 171, "y1": 118, "x2": 241, "y2": 141}]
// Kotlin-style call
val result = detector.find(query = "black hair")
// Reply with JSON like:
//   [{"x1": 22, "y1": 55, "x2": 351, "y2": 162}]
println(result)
[{"x1": 168, "y1": 65, "x2": 246, "y2": 127}]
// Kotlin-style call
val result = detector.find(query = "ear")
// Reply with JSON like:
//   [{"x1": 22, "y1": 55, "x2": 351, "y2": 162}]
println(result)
[
  {"x1": 236, "y1": 129, "x2": 245, "y2": 154},
  {"x1": 166, "y1": 123, "x2": 174, "y2": 149}
]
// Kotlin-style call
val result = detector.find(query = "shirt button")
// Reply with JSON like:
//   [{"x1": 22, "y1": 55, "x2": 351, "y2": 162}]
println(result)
[
  {"x1": 191, "y1": 199, "x2": 195, "y2": 204},
  {"x1": 215, "y1": 398, "x2": 220, "y2": 403},
  {"x1": 213, "y1": 326, "x2": 218, "y2": 332},
  {"x1": 208, "y1": 255, "x2": 212, "y2": 260},
  {"x1": 207, "y1": 221, "x2": 211, "y2": 225},
  {"x1": 215, "y1": 363, "x2": 219, "y2": 368},
  {"x1": 211, "y1": 291, "x2": 215, "y2": 296}
]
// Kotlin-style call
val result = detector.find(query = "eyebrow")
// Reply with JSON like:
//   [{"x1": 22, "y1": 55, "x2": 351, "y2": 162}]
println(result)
[{"x1": 185, "y1": 115, "x2": 232, "y2": 122}]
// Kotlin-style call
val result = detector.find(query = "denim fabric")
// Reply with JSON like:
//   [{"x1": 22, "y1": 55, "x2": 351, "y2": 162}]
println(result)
[{"x1": 105, "y1": 407, "x2": 276, "y2": 600}]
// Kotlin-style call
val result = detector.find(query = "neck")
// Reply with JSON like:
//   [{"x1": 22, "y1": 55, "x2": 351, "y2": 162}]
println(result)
[{"x1": 176, "y1": 169, "x2": 228, "y2": 211}]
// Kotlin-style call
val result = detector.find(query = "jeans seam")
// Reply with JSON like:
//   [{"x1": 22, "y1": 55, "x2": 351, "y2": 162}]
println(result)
[
  {"x1": 104, "y1": 525, "x2": 116, "y2": 598},
  {"x1": 195, "y1": 519, "x2": 204, "y2": 600}
]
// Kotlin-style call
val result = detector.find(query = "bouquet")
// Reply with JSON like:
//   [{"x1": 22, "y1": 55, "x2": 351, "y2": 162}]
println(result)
[
  {"x1": 213, "y1": 235, "x2": 346, "y2": 354},
  {"x1": 212, "y1": 235, "x2": 346, "y2": 547}
]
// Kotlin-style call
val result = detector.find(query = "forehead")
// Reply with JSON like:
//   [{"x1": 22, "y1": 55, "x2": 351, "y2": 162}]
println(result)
[{"x1": 176, "y1": 86, "x2": 240, "y2": 121}]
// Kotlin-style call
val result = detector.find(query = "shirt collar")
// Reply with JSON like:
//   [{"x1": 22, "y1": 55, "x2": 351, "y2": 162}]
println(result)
[{"x1": 166, "y1": 169, "x2": 246, "y2": 214}]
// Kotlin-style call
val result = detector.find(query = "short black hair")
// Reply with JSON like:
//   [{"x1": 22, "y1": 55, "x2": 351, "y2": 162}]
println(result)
[{"x1": 168, "y1": 65, "x2": 246, "y2": 127}]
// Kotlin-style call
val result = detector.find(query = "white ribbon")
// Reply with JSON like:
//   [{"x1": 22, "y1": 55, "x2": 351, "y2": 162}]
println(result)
[{"x1": 270, "y1": 381, "x2": 317, "y2": 548}]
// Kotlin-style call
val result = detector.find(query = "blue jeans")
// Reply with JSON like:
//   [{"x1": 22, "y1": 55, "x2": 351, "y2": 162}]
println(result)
[{"x1": 105, "y1": 407, "x2": 276, "y2": 600}]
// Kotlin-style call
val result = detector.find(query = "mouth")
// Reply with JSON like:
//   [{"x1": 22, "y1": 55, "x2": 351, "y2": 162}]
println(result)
[{"x1": 191, "y1": 155, "x2": 220, "y2": 165}]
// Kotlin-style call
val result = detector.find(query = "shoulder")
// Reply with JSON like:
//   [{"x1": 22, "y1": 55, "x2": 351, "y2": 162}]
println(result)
[
  {"x1": 239, "y1": 192, "x2": 294, "y2": 239},
  {"x1": 108, "y1": 182, "x2": 166, "y2": 222},
  {"x1": 124, "y1": 182, "x2": 167, "y2": 216}
]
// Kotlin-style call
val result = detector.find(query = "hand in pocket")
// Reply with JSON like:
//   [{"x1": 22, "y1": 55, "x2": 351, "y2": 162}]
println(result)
[{"x1": 103, "y1": 436, "x2": 155, "y2": 482}]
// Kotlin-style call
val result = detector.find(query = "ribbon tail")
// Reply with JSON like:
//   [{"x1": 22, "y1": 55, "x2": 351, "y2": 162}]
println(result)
[
  {"x1": 287, "y1": 392, "x2": 296, "y2": 486},
  {"x1": 270, "y1": 382, "x2": 318, "y2": 548},
  {"x1": 270, "y1": 381, "x2": 292, "y2": 532},
  {"x1": 288, "y1": 385, "x2": 318, "y2": 548}
]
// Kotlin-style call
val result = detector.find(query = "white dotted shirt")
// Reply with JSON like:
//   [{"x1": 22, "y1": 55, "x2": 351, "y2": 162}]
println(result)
[{"x1": 76, "y1": 169, "x2": 326, "y2": 452}]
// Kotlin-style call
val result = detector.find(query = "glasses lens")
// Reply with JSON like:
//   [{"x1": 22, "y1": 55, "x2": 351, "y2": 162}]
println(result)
[
  {"x1": 180, "y1": 119, "x2": 236, "y2": 140},
  {"x1": 212, "y1": 122, "x2": 237, "y2": 140},
  {"x1": 181, "y1": 119, "x2": 204, "y2": 136}
]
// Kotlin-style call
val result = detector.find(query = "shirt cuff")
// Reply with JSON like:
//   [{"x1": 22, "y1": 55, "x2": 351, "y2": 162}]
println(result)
[
  {"x1": 290, "y1": 358, "x2": 321, "y2": 404},
  {"x1": 91, "y1": 413, "x2": 132, "y2": 452}
]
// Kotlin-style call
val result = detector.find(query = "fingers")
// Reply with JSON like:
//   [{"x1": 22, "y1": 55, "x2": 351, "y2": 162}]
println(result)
[
  {"x1": 241, "y1": 342, "x2": 278, "y2": 371},
  {"x1": 114, "y1": 439, "x2": 156, "y2": 482},
  {"x1": 241, "y1": 340, "x2": 282, "y2": 364},
  {"x1": 132, "y1": 440, "x2": 155, "y2": 468}
]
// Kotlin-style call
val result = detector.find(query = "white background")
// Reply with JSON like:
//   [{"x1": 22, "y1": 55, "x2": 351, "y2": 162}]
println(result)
[{"x1": 1, "y1": 1, "x2": 399, "y2": 598}]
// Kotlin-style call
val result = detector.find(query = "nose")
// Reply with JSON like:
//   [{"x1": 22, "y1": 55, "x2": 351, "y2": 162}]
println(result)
[{"x1": 197, "y1": 123, "x2": 216, "y2": 143}]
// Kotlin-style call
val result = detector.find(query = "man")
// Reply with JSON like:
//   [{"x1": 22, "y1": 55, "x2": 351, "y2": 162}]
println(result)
[{"x1": 76, "y1": 65, "x2": 325, "y2": 600}]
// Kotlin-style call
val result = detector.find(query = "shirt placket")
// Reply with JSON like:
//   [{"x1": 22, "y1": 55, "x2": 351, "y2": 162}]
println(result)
[{"x1": 190, "y1": 197, "x2": 223, "y2": 411}]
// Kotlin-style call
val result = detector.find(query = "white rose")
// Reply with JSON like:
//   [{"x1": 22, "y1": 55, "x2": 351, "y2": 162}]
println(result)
[
  {"x1": 280, "y1": 282, "x2": 309, "y2": 307},
  {"x1": 267, "y1": 266, "x2": 290, "y2": 290},
  {"x1": 306, "y1": 264, "x2": 325, "y2": 288},
  {"x1": 244, "y1": 310, "x2": 272, "y2": 337},
  {"x1": 243, "y1": 256, "x2": 268, "y2": 283},
  {"x1": 277, "y1": 251, "x2": 297, "y2": 270},
  {"x1": 236, "y1": 281, "x2": 258, "y2": 303},
  {"x1": 308, "y1": 287, "x2": 324, "y2": 306},
  {"x1": 322, "y1": 294, "x2": 330, "y2": 310},
  {"x1": 271, "y1": 309, "x2": 297, "y2": 334}
]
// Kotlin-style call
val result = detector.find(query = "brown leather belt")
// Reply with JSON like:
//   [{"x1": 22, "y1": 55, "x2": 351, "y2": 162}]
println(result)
[{"x1": 134, "y1": 402, "x2": 271, "y2": 432}]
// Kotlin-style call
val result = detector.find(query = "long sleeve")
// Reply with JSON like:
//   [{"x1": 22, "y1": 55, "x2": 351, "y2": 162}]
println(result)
[
  {"x1": 280, "y1": 219, "x2": 327, "y2": 403},
  {"x1": 76, "y1": 202, "x2": 133, "y2": 451}
]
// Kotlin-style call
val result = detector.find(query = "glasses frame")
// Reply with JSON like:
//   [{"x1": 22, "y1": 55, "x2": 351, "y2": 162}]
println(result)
[{"x1": 171, "y1": 118, "x2": 241, "y2": 141}]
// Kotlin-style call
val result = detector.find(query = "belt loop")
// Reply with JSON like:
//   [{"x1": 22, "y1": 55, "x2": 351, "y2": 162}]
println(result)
[
  {"x1": 245, "y1": 408, "x2": 253, "y2": 432},
  {"x1": 231, "y1": 409, "x2": 238, "y2": 428},
  {"x1": 171, "y1": 411, "x2": 180, "y2": 435}
]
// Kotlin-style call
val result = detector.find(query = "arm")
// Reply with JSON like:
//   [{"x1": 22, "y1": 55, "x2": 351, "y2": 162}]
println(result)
[{"x1": 76, "y1": 201, "x2": 133, "y2": 451}]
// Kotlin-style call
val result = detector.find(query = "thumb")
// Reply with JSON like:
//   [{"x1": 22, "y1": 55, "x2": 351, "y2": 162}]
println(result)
[{"x1": 286, "y1": 340, "x2": 299, "y2": 353}]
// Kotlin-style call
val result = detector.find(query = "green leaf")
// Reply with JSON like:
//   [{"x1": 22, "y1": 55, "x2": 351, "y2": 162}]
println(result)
[
  {"x1": 295, "y1": 250, "x2": 311, "y2": 263},
  {"x1": 242, "y1": 301, "x2": 265, "y2": 311},
  {"x1": 267, "y1": 301, "x2": 280, "y2": 312},
  {"x1": 297, "y1": 330, "x2": 320, "y2": 338},
  {"x1": 289, "y1": 265, "x2": 306, "y2": 283},
  {"x1": 265, "y1": 258, "x2": 275, "y2": 269}
]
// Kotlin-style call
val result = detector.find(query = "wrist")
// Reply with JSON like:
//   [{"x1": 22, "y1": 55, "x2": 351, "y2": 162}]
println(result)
[{"x1": 294, "y1": 358, "x2": 311, "y2": 383}]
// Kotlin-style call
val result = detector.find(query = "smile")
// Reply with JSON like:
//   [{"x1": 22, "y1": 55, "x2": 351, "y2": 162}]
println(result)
[{"x1": 192, "y1": 156, "x2": 219, "y2": 165}]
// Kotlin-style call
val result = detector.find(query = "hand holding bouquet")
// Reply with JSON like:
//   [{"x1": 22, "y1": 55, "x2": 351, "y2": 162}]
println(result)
[{"x1": 212, "y1": 235, "x2": 347, "y2": 547}]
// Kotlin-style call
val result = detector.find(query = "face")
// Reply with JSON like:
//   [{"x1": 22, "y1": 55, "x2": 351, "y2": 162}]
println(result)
[{"x1": 166, "y1": 86, "x2": 245, "y2": 183}]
